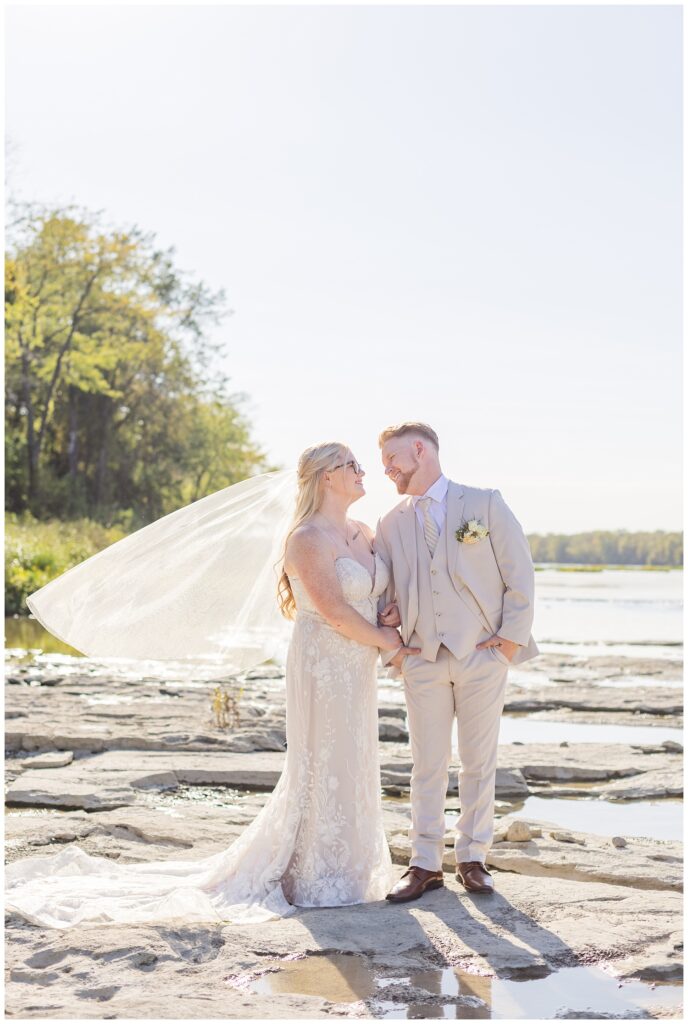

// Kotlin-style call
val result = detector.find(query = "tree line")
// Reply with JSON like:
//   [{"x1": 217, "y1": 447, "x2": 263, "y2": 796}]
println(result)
[
  {"x1": 5, "y1": 202, "x2": 270, "y2": 528},
  {"x1": 527, "y1": 531, "x2": 682, "y2": 566}
]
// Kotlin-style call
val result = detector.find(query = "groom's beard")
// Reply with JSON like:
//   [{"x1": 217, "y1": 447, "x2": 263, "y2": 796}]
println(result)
[{"x1": 390, "y1": 461, "x2": 421, "y2": 494}]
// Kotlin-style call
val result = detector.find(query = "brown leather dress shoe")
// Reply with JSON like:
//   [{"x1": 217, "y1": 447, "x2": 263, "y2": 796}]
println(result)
[
  {"x1": 386, "y1": 866, "x2": 444, "y2": 903},
  {"x1": 456, "y1": 861, "x2": 494, "y2": 894}
]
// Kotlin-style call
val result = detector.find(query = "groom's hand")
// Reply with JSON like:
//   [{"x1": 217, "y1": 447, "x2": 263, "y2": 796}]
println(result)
[
  {"x1": 387, "y1": 636, "x2": 421, "y2": 669},
  {"x1": 389, "y1": 648, "x2": 407, "y2": 669},
  {"x1": 476, "y1": 634, "x2": 519, "y2": 662},
  {"x1": 379, "y1": 603, "x2": 401, "y2": 628}
]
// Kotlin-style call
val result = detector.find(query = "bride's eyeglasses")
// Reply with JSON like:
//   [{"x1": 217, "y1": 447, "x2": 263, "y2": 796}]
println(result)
[{"x1": 330, "y1": 459, "x2": 364, "y2": 475}]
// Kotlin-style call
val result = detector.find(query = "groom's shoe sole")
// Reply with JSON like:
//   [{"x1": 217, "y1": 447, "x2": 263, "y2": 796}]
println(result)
[{"x1": 385, "y1": 878, "x2": 444, "y2": 904}]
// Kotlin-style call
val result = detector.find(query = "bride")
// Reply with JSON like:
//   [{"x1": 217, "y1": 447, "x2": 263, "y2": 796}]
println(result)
[{"x1": 6, "y1": 442, "x2": 419, "y2": 929}]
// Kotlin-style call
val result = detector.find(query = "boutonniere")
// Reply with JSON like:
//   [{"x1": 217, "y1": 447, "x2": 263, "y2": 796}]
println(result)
[{"x1": 455, "y1": 518, "x2": 489, "y2": 545}]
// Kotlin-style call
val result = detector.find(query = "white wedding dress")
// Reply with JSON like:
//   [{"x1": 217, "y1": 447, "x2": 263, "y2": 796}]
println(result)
[{"x1": 6, "y1": 554, "x2": 394, "y2": 929}]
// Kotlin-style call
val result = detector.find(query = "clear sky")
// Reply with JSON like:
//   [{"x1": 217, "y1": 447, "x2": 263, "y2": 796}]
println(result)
[{"x1": 6, "y1": 4, "x2": 682, "y2": 533}]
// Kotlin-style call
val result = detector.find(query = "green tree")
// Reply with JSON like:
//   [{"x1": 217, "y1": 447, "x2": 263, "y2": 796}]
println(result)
[
  {"x1": 527, "y1": 531, "x2": 683, "y2": 566},
  {"x1": 5, "y1": 204, "x2": 269, "y2": 523}
]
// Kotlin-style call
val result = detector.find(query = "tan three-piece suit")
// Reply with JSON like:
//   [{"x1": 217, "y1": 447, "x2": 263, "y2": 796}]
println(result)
[{"x1": 375, "y1": 477, "x2": 538, "y2": 871}]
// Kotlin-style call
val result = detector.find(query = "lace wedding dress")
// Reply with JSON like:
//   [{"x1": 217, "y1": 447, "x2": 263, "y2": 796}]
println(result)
[{"x1": 6, "y1": 554, "x2": 394, "y2": 929}]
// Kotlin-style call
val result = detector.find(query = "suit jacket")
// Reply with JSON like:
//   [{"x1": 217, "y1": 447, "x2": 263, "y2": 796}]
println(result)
[{"x1": 375, "y1": 480, "x2": 539, "y2": 667}]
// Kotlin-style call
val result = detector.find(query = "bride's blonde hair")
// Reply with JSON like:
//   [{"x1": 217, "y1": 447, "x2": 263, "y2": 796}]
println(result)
[{"x1": 276, "y1": 441, "x2": 349, "y2": 620}]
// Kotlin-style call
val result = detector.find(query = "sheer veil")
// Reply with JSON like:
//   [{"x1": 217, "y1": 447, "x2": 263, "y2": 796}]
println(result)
[
  {"x1": 8, "y1": 469, "x2": 316, "y2": 927},
  {"x1": 26, "y1": 469, "x2": 298, "y2": 675}
]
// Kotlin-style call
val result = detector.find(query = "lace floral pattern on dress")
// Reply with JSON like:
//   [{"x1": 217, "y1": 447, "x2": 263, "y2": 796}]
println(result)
[{"x1": 281, "y1": 555, "x2": 393, "y2": 908}]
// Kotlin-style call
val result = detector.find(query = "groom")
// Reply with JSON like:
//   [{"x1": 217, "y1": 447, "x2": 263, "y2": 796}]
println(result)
[{"x1": 375, "y1": 422, "x2": 538, "y2": 902}]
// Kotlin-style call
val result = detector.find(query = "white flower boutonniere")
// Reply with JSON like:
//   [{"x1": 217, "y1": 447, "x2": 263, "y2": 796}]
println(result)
[{"x1": 455, "y1": 518, "x2": 489, "y2": 545}]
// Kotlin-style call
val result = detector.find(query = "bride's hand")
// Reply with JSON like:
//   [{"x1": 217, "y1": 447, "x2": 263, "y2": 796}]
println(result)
[
  {"x1": 378, "y1": 626, "x2": 420, "y2": 658},
  {"x1": 378, "y1": 602, "x2": 401, "y2": 628},
  {"x1": 378, "y1": 626, "x2": 405, "y2": 651}
]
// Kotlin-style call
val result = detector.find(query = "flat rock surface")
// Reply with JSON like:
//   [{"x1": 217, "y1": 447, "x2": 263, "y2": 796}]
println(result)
[
  {"x1": 380, "y1": 741, "x2": 682, "y2": 775},
  {"x1": 530, "y1": 649, "x2": 682, "y2": 680},
  {"x1": 8, "y1": 744, "x2": 682, "y2": 813},
  {"x1": 598, "y1": 767, "x2": 684, "y2": 801},
  {"x1": 5, "y1": 649, "x2": 684, "y2": 756},
  {"x1": 487, "y1": 827, "x2": 683, "y2": 893},
  {"x1": 505, "y1": 682, "x2": 682, "y2": 720},
  {"x1": 5, "y1": 751, "x2": 287, "y2": 810},
  {"x1": 4, "y1": 646, "x2": 684, "y2": 1018},
  {"x1": 5, "y1": 870, "x2": 683, "y2": 1019},
  {"x1": 387, "y1": 821, "x2": 683, "y2": 892},
  {"x1": 4, "y1": 779, "x2": 684, "y2": 1016}
]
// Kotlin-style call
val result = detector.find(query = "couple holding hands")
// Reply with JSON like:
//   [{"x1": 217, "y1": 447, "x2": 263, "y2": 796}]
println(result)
[{"x1": 7, "y1": 421, "x2": 537, "y2": 930}]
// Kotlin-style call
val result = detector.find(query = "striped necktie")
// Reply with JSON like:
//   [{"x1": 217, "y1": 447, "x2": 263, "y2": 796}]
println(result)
[{"x1": 418, "y1": 496, "x2": 440, "y2": 556}]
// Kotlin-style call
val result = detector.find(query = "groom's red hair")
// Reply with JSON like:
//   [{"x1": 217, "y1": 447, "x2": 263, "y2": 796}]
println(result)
[{"x1": 378, "y1": 421, "x2": 440, "y2": 451}]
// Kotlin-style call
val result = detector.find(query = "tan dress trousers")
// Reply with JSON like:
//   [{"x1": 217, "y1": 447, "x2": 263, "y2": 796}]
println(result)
[{"x1": 402, "y1": 639, "x2": 509, "y2": 870}]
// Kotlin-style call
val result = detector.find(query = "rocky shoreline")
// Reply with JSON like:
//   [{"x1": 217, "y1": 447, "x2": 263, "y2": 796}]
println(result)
[{"x1": 5, "y1": 646, "x2": 684, "y2": 1019}]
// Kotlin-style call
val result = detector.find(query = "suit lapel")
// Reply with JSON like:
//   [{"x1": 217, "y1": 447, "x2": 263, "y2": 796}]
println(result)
[
  {"x1": 397, "y1": 499, "x2": 418, "y2": 642},
  {"x1": 445, "y1": 480, "x2": 465, "y2": 578},
  {"x1": 397, "y1": 498, "x2": 417, "y2": 572}
]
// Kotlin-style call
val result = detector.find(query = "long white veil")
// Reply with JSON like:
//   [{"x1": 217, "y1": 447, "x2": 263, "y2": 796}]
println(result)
[
  {"x1": 26, "y1": 469, "x2": 298, "y2": 675},
  {"x1": 7, "y1": 469, "x2": 319, "y2": 927}
]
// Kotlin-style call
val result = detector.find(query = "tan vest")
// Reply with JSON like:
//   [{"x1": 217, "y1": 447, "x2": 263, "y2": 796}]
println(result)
[{"x1": 410, "y1": 514, "x2": 488, "y2": 662}]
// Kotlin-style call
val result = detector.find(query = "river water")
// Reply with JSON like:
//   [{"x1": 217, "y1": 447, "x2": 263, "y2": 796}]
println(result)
[{"x1": 532, "y1": 567, "x2": 682, "y2": 652}]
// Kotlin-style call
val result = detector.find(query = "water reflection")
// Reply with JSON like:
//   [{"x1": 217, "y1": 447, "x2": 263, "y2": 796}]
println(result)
[
  {"x1": 252, "y1": 953, "x2": 376, "y2": 1002},
  {"x1": 508, "y1": 795, "x2": 683, "y2": 842},
  {"x1": 405, "y1": 968, "x2": 492, "y2": 1019},
  {"x1": 244, "y1": 954, "x2": 683, "y2": 1018},
  {"x1": 442, "y1": 795, "x2": 684, "y2": 841},
  {"x1": 5, "y1": 616, "x2": 82, "y2": 657},
  {"x1": 496, "y1": 718, "x2": 683, "y2": 747}
]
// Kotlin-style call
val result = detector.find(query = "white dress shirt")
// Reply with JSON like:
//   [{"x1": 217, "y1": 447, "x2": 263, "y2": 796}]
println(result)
[{"x1": 411, "y1": 474, "x2": 449, "y2": 535}]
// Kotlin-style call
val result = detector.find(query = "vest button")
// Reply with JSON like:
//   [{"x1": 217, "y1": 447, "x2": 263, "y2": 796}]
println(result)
[{"x1": 431, "y1": 569, "x2": 437, "y2": 575}]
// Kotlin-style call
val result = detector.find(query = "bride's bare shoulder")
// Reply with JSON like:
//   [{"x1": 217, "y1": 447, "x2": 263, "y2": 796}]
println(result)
[
  {"x1": 285, "y1": 522, "x2": 333, "y2": 574},
  {"x1": 288, "y1": 521, "x2": 326, "y2": 546}
]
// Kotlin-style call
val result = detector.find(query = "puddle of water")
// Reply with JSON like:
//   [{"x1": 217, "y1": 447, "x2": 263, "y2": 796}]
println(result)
[
  {"x1": 252, "y1": 953, "x2": 378, "y2": 1002},
  {"x1": 503, "y1": 795, "x2": 683, "y2": 841},
  {"x1": 378, "y1": 965, "x2": 683, "y2": 1018},
  {"x1": 243, "y1": 955, "x2": 683, "y2": 1018},
  {"x1": 496, "y1": 718, "x2": 683, "y2": 746}
]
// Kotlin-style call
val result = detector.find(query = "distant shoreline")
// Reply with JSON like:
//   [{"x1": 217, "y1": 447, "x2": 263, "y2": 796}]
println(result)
[{"x1": 533, "y1": 564, "x2": 682, "y2": 573}]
